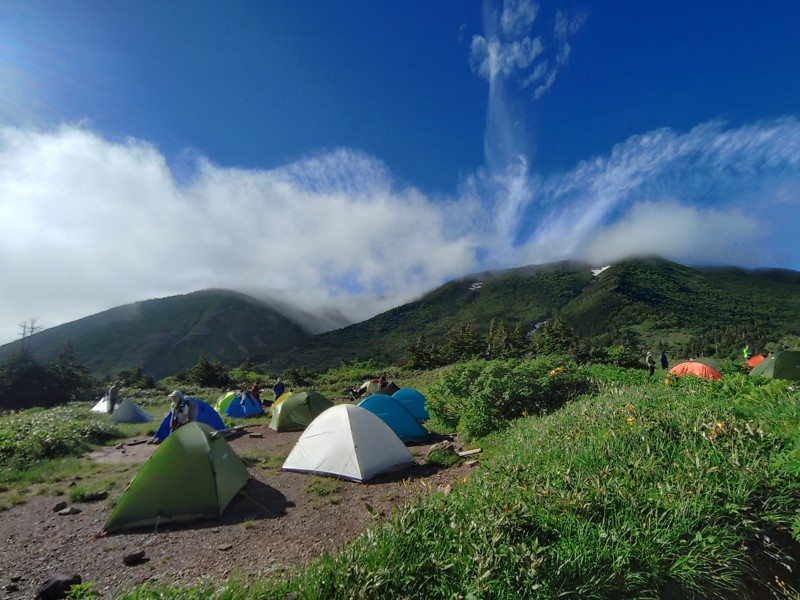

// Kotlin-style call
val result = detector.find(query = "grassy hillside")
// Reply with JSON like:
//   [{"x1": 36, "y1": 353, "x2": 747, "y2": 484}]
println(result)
[
  {"x1": 2, "y1": 258, "x2": 798, "y2": 379},
  {"x1": 260, "y1": 261, "x2": 594, "y2": 370},
  {"x1": 0, "y1": 290, "x2": 311, "y2": 378},
  {"x1": 263, "y1": 258, "x2": 800, "y2": 371},
  {"x1": 80, "y1": 362, "x2": 800, "y2": 599}
]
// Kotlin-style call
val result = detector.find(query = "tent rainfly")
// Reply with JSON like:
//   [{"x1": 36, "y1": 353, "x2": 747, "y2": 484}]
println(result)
[
  {"x1": 103, "y1": 422, "x2": 250, "y2": 532},
  {"x1": 750, "y1": 351, "x2": 800, "y2": 381},
  {"x1": 282, "y1": 404, "x2": 415, "y2": 482},
  {"x1": 108, "y1": 398, "x2": 153, "y2": 423},
  {"x1": 358, "y1": 394, "x2": 428, "y2": 443},
  {"x1": 269, "y1": 391, "x2": 333, "y2": 432},
  {"x1": 668, "y1": 361, "x2": 723, "y2": 380},
  {"x1": 153, "y1": 399, "x2": 225, "y2": 442},
  {"x1": 391, "y1": 388, "x2": 430, "y2": 423}
]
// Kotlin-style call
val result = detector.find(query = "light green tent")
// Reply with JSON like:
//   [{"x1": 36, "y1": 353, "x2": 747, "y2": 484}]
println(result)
[
  {"x1": 103, "y1": 422, "x2": 250, "y2": 533},
  {"x1": 750, "y1": 351, "x2": 800, "y2": 381},
  {"x1": 269, "y1": 391, "x2": 333, "y2": 432},
  {"x1": 215, "y1": 390, "x2": 238, "y2": 413}
]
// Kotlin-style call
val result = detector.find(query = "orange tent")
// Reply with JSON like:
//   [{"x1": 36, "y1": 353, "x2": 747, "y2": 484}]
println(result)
[
  {"x1": 747, "y1": 355, "x2": 765, "y2": 368},
  {"x1": 668, "y1": 361, "x2": 722, "y2": 380}
]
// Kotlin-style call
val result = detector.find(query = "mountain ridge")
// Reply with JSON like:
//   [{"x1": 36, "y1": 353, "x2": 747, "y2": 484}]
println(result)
[{"x1": 1, "y1": 257, "x2": 798, "y2": 377}]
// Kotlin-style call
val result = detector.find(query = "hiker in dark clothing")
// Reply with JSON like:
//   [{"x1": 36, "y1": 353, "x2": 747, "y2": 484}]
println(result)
[
  {"x1": 273, "y1": 378, "x2": 285, "y2": 401},
  {"x1": 660, "y1": 352, "x2": 668, "y2": 370}
]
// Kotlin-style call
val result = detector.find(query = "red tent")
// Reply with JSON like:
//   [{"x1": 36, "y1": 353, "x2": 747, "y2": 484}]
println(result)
[
  {"x1": 668, "y1": 361, "x2": 722, "y2": 380},
  {"x1": 747, "y1": 355, "x2": 766, "y2": 368}
]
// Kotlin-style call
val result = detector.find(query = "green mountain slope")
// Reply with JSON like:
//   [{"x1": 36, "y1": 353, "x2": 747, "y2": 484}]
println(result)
[
  {"x1": 2, "y1": 258, "x2": 798, "y2": 377},
  {"x1": 0, "y1": 290, "x2": 311, "y2": 378},
  {"x1": 263, "y1": 258, "x2": 800, "y2": 371}
]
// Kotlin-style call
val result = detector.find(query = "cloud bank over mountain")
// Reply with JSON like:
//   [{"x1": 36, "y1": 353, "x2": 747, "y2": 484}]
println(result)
[{"x1": 1, "y1": 115, "x2": 798, "y2": 344}]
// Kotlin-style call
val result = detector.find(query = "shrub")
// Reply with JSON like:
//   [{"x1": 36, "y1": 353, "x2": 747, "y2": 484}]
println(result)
[{"x1": 427, "y1": 357, "x2": 592, "y2": 440}]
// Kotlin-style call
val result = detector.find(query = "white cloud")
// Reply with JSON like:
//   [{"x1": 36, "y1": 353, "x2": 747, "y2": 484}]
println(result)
[
  {"x1": 1, "y1": 117, "x2": 799, "y2": 346},
  {"x1": 579, "y1": 201, "x2": 761, "y2": 265},
  {"x1": 0, "y1": 125, "x2": 480, "y2": 344},
  {"x1": 500, "y1": 0, "x2": 539, "y2": 38}
]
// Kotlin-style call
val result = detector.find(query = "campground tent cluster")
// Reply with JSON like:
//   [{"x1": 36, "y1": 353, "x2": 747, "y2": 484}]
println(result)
[{"x1": 101, "y1": 387, "x2": 430, "y2": 532}]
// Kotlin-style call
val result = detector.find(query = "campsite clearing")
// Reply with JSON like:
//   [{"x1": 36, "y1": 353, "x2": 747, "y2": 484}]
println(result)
[{"x1": 0, "y1": 422, "x2": 473, "y2": 598}]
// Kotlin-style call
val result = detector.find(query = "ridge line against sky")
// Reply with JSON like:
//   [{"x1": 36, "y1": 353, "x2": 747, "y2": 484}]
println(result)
[{"x1": 0, "y1": 0, "x2": 799, "y2": 345}]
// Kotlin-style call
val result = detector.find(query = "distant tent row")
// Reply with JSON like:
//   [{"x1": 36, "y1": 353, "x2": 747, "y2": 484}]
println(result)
[
  {"x1": 101, "y1": 386, "x2": 431, "y2": 533},
  {"x1": 665, "y1": 351, "x2": 800, "y2": 382}
]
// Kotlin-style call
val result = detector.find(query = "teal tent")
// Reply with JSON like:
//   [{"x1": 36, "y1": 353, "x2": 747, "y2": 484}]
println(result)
[
  {"x1": 392, "y1": 388, "x2": 429, "y2": 423},
  {"x1": 358, "y1": 394, "x2": 428, "y2": 443}
]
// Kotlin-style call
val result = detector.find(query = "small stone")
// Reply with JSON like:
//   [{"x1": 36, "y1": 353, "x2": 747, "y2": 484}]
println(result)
[
  {"x1": 218, "y1": 543, "x2": 233, "y2": 551},
  {"x1": 10, "y1": 576, "x2": 21, "y2": 583},
  {"x1": 466, "y1": 460, "x2": 479, "y2": 467},
  {"x1": 52, "y1": 501, "x2": 68, "y2": 513},
  {"x1": 123, "y1": 550, "x2": 146, "y2": 566},
  {"x1": 57, "y1": 506, "x2": 81, "y2": 516},
  {"x1": 35, "y1": 573, "x2": 81, "y2": 599}
]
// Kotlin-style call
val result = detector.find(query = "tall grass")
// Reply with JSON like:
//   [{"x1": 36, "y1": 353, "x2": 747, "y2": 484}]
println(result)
[{"x1": 262, "y1": 373, "x2": 800, "y2": 599}]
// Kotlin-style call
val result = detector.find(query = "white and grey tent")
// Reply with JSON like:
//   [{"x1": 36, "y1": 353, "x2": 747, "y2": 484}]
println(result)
[
  {"x1": 107, "y1": 398, "x2": 154, "y2": 423},
  {"x1": 282, "y1": 404, "x2": 415, "y2": 482},
  {"x1": 91, "y1": 395, "x2": 111, "y2": 413}
]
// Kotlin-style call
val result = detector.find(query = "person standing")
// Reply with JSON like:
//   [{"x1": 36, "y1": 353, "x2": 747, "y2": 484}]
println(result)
[
  {"x1": 250, "y1": 381, "x2": 262, "y2": 404},
  {"x1": 660, "y1": 351, "x2": 668, "y2": 370},
  {"x1": 272, "y1": 378, "x2": 285, "y2": 401},
  {"x1": 646, "y1": 352, "x2": 656, "y2": 377},
  {"x1": 168, "y1": 390, "x2": 190, "y2": 432},
  {"x1": 107, "y1": 381, "x2": 121, "y2": 414}
]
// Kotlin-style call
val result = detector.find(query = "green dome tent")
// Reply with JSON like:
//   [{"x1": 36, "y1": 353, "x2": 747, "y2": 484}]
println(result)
[
  {"x1": 269, "y1": 391, "x2": 333, "y2": 432},
  {"x1": 103, "y1": 422, "x2": 250, "y2": 533},
  {"x1": 750, "y1": 351, "x2": 800, "y2": 381}
]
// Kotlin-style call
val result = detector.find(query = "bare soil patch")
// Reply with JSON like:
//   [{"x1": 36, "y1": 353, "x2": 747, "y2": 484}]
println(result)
[{"x1": 0, "y1": 423, "x2": 475, "y2": 598}]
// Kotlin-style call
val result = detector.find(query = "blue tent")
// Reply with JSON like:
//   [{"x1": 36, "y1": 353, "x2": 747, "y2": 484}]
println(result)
[
  {"x1": 392, "y1": 388, "x2": 429, "y2": 423},
  {"x1": 222, "y1": 391, "x2": 264, "y2": 418},
  {"x1": 358, "y1": 394, "x2": 428, "y2": 443},
  {"x1": 154, "y1": 399, "x2": 225, "y2": 442}
]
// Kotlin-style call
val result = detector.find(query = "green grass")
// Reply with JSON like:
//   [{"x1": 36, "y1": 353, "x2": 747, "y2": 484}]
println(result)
[
  {"x1": 5, "y1": 364, "x2": 800, "y2": 599},
  {"x1": 232, "y1": 372, "x2": 800, "y2": 599}
]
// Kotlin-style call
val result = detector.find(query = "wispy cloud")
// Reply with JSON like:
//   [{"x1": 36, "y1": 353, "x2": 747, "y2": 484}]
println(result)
[
  {"x1": 470, "y1": 0, "x2": 587, "y2": 101},
  {"x1": 506, "y1": 118, "x2": 800, "y2": 267}
]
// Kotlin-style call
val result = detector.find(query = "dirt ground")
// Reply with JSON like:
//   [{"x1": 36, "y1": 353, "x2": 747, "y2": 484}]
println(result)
[{"x1": 0, "y1": 422, "x2": 475, "y2": 599}]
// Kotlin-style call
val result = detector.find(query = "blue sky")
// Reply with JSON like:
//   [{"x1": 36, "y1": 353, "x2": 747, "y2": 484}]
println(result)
[{"x1": 1, "y1": 0, "x2": 799, "y2": 344}]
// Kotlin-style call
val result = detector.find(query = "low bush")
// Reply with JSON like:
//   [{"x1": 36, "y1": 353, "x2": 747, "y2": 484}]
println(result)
[
  {"x1": 0, "y1": 404, "x2": 120, "y2": 474},
  {"x1": 426, "y1": 357, "x2": 592, "y2": 440}
]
